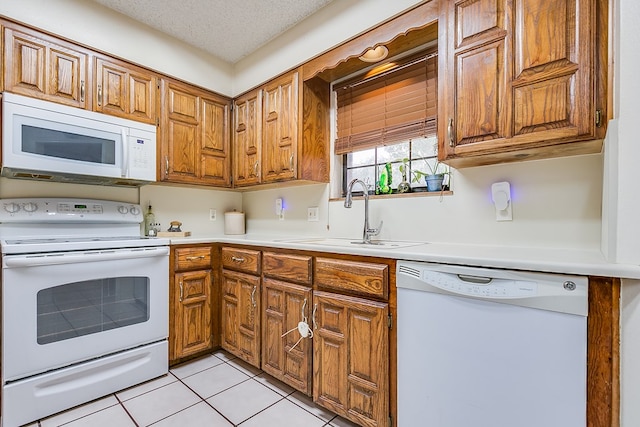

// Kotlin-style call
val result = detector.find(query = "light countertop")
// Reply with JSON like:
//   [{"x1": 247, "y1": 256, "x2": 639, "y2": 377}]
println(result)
[{"x1": 166, "y1": 234, "x2": 640, "y2": 280}]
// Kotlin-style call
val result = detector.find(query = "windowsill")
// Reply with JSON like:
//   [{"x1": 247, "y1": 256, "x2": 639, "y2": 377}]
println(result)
[{"x1": 329, "y1": 190, "x2": 453, "y2": 202}]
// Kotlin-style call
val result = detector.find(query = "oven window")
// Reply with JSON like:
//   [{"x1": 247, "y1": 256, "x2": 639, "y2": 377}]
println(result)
[
  {"x1": 22, "y1": 125, "x2": 116, "y2": 165},
  {"x1": 36, "y1": 277, "x2": 149, "y2": 344}
]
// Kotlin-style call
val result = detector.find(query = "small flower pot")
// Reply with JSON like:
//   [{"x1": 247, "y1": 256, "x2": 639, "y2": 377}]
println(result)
[{"x1": 425, "y1": 174, "x2": 445, "y2": 192}]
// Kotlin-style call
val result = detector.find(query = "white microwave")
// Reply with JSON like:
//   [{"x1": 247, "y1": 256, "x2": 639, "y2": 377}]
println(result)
[{"x1": 1, "y1": 92, "x2": 157, "y2": 186}]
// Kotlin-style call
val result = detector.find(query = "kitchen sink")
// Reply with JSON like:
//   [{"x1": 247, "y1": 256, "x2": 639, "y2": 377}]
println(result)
[{"x1": 277, "y1": 238, "x2": 426, "y2": 249}]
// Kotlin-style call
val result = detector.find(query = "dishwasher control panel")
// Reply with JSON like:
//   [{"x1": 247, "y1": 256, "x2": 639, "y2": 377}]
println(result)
[{"x1": 423, "y1": 270, "x2": 538, "y2": 298}]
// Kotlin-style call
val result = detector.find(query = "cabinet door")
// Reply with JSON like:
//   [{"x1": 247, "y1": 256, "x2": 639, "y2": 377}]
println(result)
[
  {"x1": 201, "y1": 94, "x2": 231, "y2": 187},
  {"x1": 233, "y1": 89, "x2": 262, "y2": 187},
  {"x1": 440, "y1": 0, "x2": 601, "y2": 166},
  {"x1": 262, "y1": 278, "x2": 312, "y2": 395},
  {"x1": 221, "y1": 269, "x2": 261, "y2": 368},
  {"x1": 95, "y1": 57, "x2": 156, "y2": 124},
  {"x1": 4, "y1": 25, "x2": 88, "y2": 108},
  {"x1": 313, "y1": 290, "x2": 389, "y2": 427},
  {"x1": 160, "y1": 79, "x2": 200, "y2": 182},
  {"x1": 262, "y1": 71, "x2": 298, "y2": 183},
  {"x1": 174, "y1": 269, "x2": 212, "y2": 359}
]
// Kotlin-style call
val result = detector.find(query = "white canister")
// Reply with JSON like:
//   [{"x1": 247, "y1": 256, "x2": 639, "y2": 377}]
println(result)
[{"x1": 224, "y1": 211, "x2": 245, "y2": 235}]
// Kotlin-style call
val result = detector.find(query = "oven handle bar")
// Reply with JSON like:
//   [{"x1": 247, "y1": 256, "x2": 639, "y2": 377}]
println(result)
[{"x1": 3, "y1": 246, "x2": 170, "y2": 267}]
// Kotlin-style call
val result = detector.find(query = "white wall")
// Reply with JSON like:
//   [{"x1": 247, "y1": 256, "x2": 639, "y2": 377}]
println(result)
[
  {"x1": 232, "y1": 0, "x2": 424, "y2": 95},
  {"x1": 0, "y1": 0, "x2": 233, "y2": 95}
]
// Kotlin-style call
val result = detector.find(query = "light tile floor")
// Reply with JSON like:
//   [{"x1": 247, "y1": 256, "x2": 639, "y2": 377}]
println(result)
[{"x1": 26, "y1": 350, "x2": 359, "y2": 427}]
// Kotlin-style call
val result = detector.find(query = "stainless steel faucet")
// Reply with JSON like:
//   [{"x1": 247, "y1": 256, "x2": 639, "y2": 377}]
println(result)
[{"x1": 344, "y1": 178, "x2": 383, "y2": 244}]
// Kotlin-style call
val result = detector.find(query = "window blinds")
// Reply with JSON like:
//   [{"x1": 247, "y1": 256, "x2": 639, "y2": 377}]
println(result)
[{"x1": 335, "y1": 51, "x2": 437, "y2": 155}]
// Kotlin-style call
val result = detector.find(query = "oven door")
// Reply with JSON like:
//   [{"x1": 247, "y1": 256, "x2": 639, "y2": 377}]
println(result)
[{"x1": 1, "y1": 246, "x2": 169, "y2": 382}]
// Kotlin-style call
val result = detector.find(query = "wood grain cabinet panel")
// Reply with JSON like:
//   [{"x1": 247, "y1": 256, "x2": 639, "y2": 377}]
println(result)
[
  {"x1": 94, "y1": 56, "x2": 156, "y2": 124},
  {"x1": 232, "y1": 69, "x2": 329, "y2": 188},
  {"x1": 173, "y1": 269, "x2": 212, "y2": 359},
  {"x1": 170, "y1": 244, "x2": 215, "y2": 362},
  {"x1": 263, "y1": 252, "x2": 312, "y2": 285},
  {"x1": 174, "y1": 246, "x2": 212, "y2": 271},
  {"x1": 262, "y1": 71, "x2": 298, "y2": 183},
  {"x1": 221, "y1": 247, "x2": 261, "y2": 274},
  {"x1": 315, "y1": 257, "x2": 388, "y2": 299},
  {"x1": 262, "y1": 278, "x2": 313, "y2": 395},
  {"x1": 233, "y1": 89, "x2": 263, "y2": 187},
  {"x1": 439, "y1": 0, "x2": 606, "y2": 167},
  {"x1": 3, "y1": 24, "x2": 88, "y2": 108},
  {"x1": 313, "y1": 290, "x2": 389, "y2": 427},
  {"x1": 159, "y1": 78, "x2": 231, "y2": 187},
  {"x1": 221, "y1": 269, "x2": 261, "y2": 367}
]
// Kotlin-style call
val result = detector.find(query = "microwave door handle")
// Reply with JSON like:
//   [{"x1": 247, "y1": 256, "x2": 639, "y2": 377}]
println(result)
[{"x1": 121, "y1": 128, "x2": 129, "y2": 178}]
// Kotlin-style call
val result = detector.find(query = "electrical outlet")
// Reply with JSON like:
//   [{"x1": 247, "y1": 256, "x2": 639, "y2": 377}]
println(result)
[
  {"x1": 307, "y1": 207, "x2": 319, "y2": 222},
  {"x1": 275, "y1": 198, "x2": 283, "y2": 215},
  {"x1": 209, "y1": 209, "x2": 217, "y2": 221}
]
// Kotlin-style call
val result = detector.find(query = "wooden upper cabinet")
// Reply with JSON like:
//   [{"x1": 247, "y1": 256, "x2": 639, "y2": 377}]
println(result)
[
  {"x1": 439, "y1": 0, "x2": 606, "y2": 167},
  {"x1": 3, "y1": 23, "x2": 88, "y2": 108},
  {"x1": 262, "y1": 71, "x2": 299, "y2": 183},
  {"x1": 233, "y1": 89, "x2": 263, "y2": 187},
  {"x1": 232, "y1": 68, "x2": 330, "y2": 188},
  {"x1": 159, "y1": 78, "x2": 231, "y2": 187},
  {"x1": 94, "y1": 56, "x2": 157, "y2": 124}
]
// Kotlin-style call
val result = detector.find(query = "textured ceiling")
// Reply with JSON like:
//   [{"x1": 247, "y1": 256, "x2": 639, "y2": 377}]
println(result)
[{"x1": 90, "y1": 0, "x2": 335, "y2": 64}]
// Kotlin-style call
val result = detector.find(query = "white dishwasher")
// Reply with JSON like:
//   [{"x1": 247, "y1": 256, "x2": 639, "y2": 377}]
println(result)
[{"x1": 396, "y1": 261, "x2": 588, "y2": 427}]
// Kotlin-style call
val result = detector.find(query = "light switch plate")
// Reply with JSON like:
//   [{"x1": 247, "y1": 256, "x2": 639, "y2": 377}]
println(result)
[{"x1": 307, "y1": 207, "x2": 319, "y2": 222}]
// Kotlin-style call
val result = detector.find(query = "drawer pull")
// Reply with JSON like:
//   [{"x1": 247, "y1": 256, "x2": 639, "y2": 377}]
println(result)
[
  {"x1": 185, "y1": 255, "x2": 205, "y2": 261},
  {"x1": 179, "y1": 281, "x2": 183, "y2": 302},
  {"x1": 448, "y1": 117, "x2": 454, "y2": 147},
  {"x1": 231, "y1": 256, "x2": 245, "y2": 263},
  {"x1": 250, "y1": 285, "x2": 257, "y2": 308}
]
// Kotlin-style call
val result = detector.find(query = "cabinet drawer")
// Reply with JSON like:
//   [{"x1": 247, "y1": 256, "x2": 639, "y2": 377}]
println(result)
[
  {"x1": 263, "y1": 252, "x2": 312, "y2": 285},
  {"x1": 221, "y1": 247, "x2": 261, "y2": 274},
  {"x1": 315, "y1": 258, "x2": 388, "y2": 299},
  {"x1": 174, "y1": 247, "x2": 211, "y2": 271}
]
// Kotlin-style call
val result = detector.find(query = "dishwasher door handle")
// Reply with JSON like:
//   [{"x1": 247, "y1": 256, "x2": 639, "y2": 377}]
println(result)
[{"x1": 457, "y1": 274, "x2": 492, "y2": 284}]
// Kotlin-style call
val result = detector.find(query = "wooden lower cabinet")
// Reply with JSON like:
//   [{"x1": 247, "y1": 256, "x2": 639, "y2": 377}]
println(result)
[
  {"x1": 261, "y1": 278, "x2": 313, "y2": 395},
  {"x1": 170, "y1": 245, "x2": 214, "y2": 363},
  {"x1": 221, "y1": 269, "x2": 261, "y2": 367},
  {"x1": 313, "y1": 290, "x2": 389, "y2": 427},
  {"x1": 173, "y1": 270, "x2": 212, "y2": 358}
]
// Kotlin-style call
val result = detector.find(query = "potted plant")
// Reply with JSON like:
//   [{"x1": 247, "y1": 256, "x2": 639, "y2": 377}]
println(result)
[{"x1": 401, "y1": 157, "x2": 449, "y2": 192}]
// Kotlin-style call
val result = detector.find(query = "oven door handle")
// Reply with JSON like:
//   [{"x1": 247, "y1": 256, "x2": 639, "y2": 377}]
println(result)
[{"x1": 3, "y1": 246, "x2": 170, "y2": 267}]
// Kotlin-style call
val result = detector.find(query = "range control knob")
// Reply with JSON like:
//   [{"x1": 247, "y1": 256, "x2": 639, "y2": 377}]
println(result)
[
  {"x1": 117, "y1": 205, "x2": 129, "y2": 214},
  {"x1": 23, "y1": 202, "x2": 38, "y2": 213},
  {"x1": 129, "y1": 206, "x2": 140, "y2": 215},
  {"x1": 4, "y1": 203, "x2": 20, "y2": 213}
]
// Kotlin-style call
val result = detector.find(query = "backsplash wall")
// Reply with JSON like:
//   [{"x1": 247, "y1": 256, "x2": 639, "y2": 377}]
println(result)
[{"x1": 242, "y1": 153, "x2": 603, "y2": 250}]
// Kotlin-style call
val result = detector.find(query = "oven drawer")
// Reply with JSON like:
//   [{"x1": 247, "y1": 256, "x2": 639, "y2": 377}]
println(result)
[
  {"x1": 221, "y1": 247, "x2": 260, "y2": 274},
  {"x1": 175, "y1": 246, "x2": 212, "y2": 271}
]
